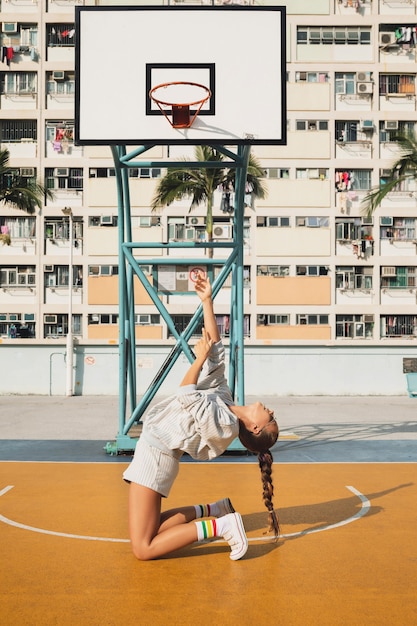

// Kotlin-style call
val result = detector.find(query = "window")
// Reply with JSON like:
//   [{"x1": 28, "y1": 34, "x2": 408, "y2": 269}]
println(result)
[
  {"x1": 297, "y1": 27, "x2": 370, "y2": 46},
  {"x1": 168, "y1": 315, "x2": 250, "y2": 338},
  {"x1": 381, "y1": 315, "x2": 417, "y2": 338},
  {"x1": 257, "y1": 314, "x2": 289, "y2": 325},
  {"x1": 47, "y1": 24, "x2": 76, "y2": 47},
  {"x1": 88, "y1": 265, "x2": 118, "y2": 276},
  {"x1": 44, "y1": 265, "x2": 82, "y2": 287},
  {"x1": 336, "y1": 315, "x2": 374, "y2": 339},
  {"x1": 336, "y1": 218, "x2": 373, "y2": 241},
  {"x1": 296, "y1": 120, "x2": 328, "y2": 131},
  {"x1": 0, "y1": 266, "x2": 36, "y2": 287},
  {"x1": 0, "y1": 216, "x2": 35, "y2": 238},
  {"x1": 257, "y1": 265, "x2": 289, "y2": 277},
  {"x1": 134, "y1": 314, "x2": 160, "y2": 325},
  {"x1": 380, "y1": 217, "x2": 415, "y2": 241},
  {"x1": 296, "y1": 266, "x2": 329, "y2": 276},
  {"x1": 168, "y1": 217, "x2": 207, "y2": 242},
  {"x1": 45, "y1": 218, "x2": 83, "y2": 241},
  {"x1": 335, "y1": 72, "x2": 356, "y2": 96},
  {"x1": 380, "y1": 120, "x2": 414, "y2": 142},
  {"x1": 296, "y1": 217, "x2": 329, "y2": 227},
  {"x1": 88, "y1": 314, "x2": 119, "y2": 325},
  {"x1": 0, "y1": 119, "x2": 37, "y2": 142},
  {"x1": 381, "y1": 266, "x2": 416, "y2": 289},
  {"x1": 45, "y1": 167, "x2": 83, "y2": 190},
  {"x1": 45, "y1": 123, "x2": 74, "y2": 150},
  {"x1": 296, "y1": 169, "x2": 329, "y2": 180},
  {"x1": 296, "y1": 314, "x2": 329, "y2": 325},
  {"x1": 1, "y1": 168, "x2": 36, "y2": 190},
  {"x1": 336, "y1": 121, "x2": 360, "y2": 142},
  {"x1": 44, "y1": 314, "x2": 81, "y2": 338},
  {"x1": 0, "y1": 313, "x2": 35, "y2": 339},
  {"x1": 257, "y1": 216, "x2": 290, "y2": 228},
  {"x1": 1, "y1": 72, "x2": 37, "y2": 95},
  {"x1": 89, "y1": 168, "x2": 116, "y2": 178},
  {"x1": 380, "y1": 74, "x2": 415, "y2": 96},
  {"x1": 130, "y1": 216, "x2": 161, "y2": 228},
  {"x1": 212, "y1": 265, "x2": 250, "y2": 288},
  {"x1": 335, "y1": 169, "x2": 371, "y2": 191},
  {"x1": 295, "y1": 72, "x2": 329, "y2": 83},
  {"x1": 125, "y1": 168, "x2": 162, "y2": 179},
  {"x1": 336, "y1": 266, "x2": 373, "y2": 290},
  {"x1": 46, "y1": 73, "x2": 75, "y2": 97},
  {"x1": 88, "y1": 216, "x2": 118, "y2": 227},
  {"x1": 263, "y1": 168, "x2": 289, "y2": 179}
]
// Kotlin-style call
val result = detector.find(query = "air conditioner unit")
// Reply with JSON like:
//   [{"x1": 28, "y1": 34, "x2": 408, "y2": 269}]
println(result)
[
  {"x1": 138, "y1": 314, "x2": 151, "y2": 325},
  {"x1": 379, "y1": 32, "x2": 396, "y2": 46},
  {"x1": 188, "y1": 216, "x2": 205, "y2": 226},
  {"x1": 364, "y1": 315, "x2": 374, "y2": 323},
  {"x1": 52, "y1": 71, "x2": 65, "y2": 81},
  {"x1": 44, "y1": 314, "x2": 57, "y2": 324},
  {"x1": 361, "y1": 119, "x2": 374, "y2": 130},
  {"x1": 380, "y1": 169, "x2": 393, "y2": 178},
  {"x1": 357, "y1": 82, "x2": 373, "y2": 94},
  {"x1": 380, "y1": 216, "x2": 393, "y2": 226},
  {"x1": 381, "y1": 266, "x2": 396, "y2": 276},
  {"x1": 362, "y1": 216, "x2": 374, "y2": 225},
  {"x1": 213, "y1": 224, "x2": 232, "y2": 239},
  {"x1": 56, "y1": 168, "x2": 69, "y2": 177},
  {"x1": 384, "y1": 120, "x2": 399, "y2": 131},
  {"x1": 357, "y1": 72, "x2": 371, "y2": 82},
  {"x1": 44, "y1": 265, "x2": 54, "y2": 272},
  {"x1": 20, "y1": 168, "x2": 35, "y2": 177},
  {"x1": 2, "y1": 22, "x2": 18, "y2": 34},
  {"x1": 100, "y1": 215, "x2": 113, "y2": 225}
]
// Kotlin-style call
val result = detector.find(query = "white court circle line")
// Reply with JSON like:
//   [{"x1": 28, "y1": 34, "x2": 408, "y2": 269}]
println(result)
[{"x1": 0, "y1": 485, "x2": 370, "y2": 544}]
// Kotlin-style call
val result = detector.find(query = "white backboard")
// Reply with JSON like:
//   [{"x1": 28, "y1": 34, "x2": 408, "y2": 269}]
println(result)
[{"x1": 75, "y1": 6, "x2": 286, "y2": 146}]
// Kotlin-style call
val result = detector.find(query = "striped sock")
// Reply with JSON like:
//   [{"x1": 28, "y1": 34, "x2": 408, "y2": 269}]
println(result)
[
  {"x1": 194, "y1": 504, "x2": 212, "y2": 518},
  {"x1": 195, "y1": 519, "x2": 217, "y2": 542}
]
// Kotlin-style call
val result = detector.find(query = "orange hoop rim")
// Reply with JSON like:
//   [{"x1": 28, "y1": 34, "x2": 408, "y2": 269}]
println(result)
[{"x1": 149, "y1": 81, "x2": 211, "y2": 108}]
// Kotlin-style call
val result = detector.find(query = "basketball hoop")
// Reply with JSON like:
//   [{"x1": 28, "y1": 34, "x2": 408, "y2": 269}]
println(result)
[{"x1": 149, "y1": 81, "x2": 211, "y2": 129}]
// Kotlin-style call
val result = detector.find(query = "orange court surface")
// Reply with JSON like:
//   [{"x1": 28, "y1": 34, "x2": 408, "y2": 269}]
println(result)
[{"x1": 1, "y1": 395, "x2": 417, "y2": 626}]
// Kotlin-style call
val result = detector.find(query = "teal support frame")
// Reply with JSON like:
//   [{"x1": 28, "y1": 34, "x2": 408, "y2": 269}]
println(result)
[{"x1": 105, "y1": 144, "x2": 250, "y2": 454}]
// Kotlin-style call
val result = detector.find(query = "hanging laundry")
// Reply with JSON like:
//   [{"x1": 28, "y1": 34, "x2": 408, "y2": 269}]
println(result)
[{"x1": 6, "y1": 47, "x2": 14, "y2": 67}]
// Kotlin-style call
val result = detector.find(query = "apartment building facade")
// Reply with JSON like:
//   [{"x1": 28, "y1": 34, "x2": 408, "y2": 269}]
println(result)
[{"x1": 1, "y1": 0, "x2": 417, "y2": 394}]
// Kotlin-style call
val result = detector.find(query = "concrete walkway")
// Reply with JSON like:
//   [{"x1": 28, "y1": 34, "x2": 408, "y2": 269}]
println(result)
[{"x1": 0, "y1": 395, "x2": 416, "y2": 463}]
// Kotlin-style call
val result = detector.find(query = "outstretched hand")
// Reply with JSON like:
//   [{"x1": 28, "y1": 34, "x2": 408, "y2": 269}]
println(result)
[{"x1": 195, "y1": 272, "x2": 212, "y2": 302}]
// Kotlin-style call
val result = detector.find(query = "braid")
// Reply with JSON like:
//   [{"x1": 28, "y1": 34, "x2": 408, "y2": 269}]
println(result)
[
  {"x1": 258, "y1": 450, "x2": 279, "y2": 539},
  {"x1": 238, "y1": 419, "x2": 280, "y2": 539}
]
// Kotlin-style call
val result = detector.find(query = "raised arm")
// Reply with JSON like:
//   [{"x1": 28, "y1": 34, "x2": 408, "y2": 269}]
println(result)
[
  {"x1": 179, "y1": 273, "x2": 220, "y2": 387},
  {"x1": 194, "y1": 273, "x2": 220, "y2": 343}
]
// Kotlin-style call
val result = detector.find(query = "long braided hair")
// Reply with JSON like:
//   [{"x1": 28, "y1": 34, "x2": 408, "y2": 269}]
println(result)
[{"x1": 238, "y1": 420, "x2": 280, "y2": 539}]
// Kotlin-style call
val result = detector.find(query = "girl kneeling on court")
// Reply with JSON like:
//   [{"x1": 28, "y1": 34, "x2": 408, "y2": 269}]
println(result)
[{"x1": 123, "y1": 273, "x2": 279, "y2": 561}]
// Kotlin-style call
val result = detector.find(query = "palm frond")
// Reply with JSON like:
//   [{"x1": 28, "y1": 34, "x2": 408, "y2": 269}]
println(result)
[{"x1": 0, "y1": 148, "x2": 53, "y2": 214}]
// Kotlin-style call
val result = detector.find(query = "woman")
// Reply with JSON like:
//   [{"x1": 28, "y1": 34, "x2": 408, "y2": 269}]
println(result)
[{"x1": 123, "y1": 273, "x2": 279, "y2": 561}]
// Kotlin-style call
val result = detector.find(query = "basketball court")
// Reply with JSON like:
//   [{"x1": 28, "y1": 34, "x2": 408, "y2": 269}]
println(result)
[
  {"x1": 2, "y1": 6, "x2": 414, "y2": 624},
  {"x1": 1, "y1": 396, "x2": 416, "y2": 626}
]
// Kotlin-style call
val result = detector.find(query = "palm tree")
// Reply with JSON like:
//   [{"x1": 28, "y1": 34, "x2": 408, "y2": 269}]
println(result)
[
  {"x1": 151, "y1": 145, "x2": 267, "y2": 257},
  {"x1": 0, "y1": 148, "x2": 53, "y2": 245},
  {"x1": 362, "y1": 131, "x2": 417, "y2": 216}
]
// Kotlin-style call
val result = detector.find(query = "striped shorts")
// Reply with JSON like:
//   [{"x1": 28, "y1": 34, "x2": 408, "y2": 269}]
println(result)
[{"x1": 122, "y1": 436, "x2": 181, "y2": 498}]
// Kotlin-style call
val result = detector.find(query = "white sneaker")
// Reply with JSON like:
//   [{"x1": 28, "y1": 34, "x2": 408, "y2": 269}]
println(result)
[
  {"x1": 215, "y1": 498, "x2": 235, "y2": 517},
  {"x1": 222, "y1": 512, "x2": 248, "y2": 561}
]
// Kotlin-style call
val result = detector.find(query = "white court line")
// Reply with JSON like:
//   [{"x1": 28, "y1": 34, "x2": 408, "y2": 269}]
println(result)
[{"x1": 0, "y1": 485, "x2": 370, "y2": 544}]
